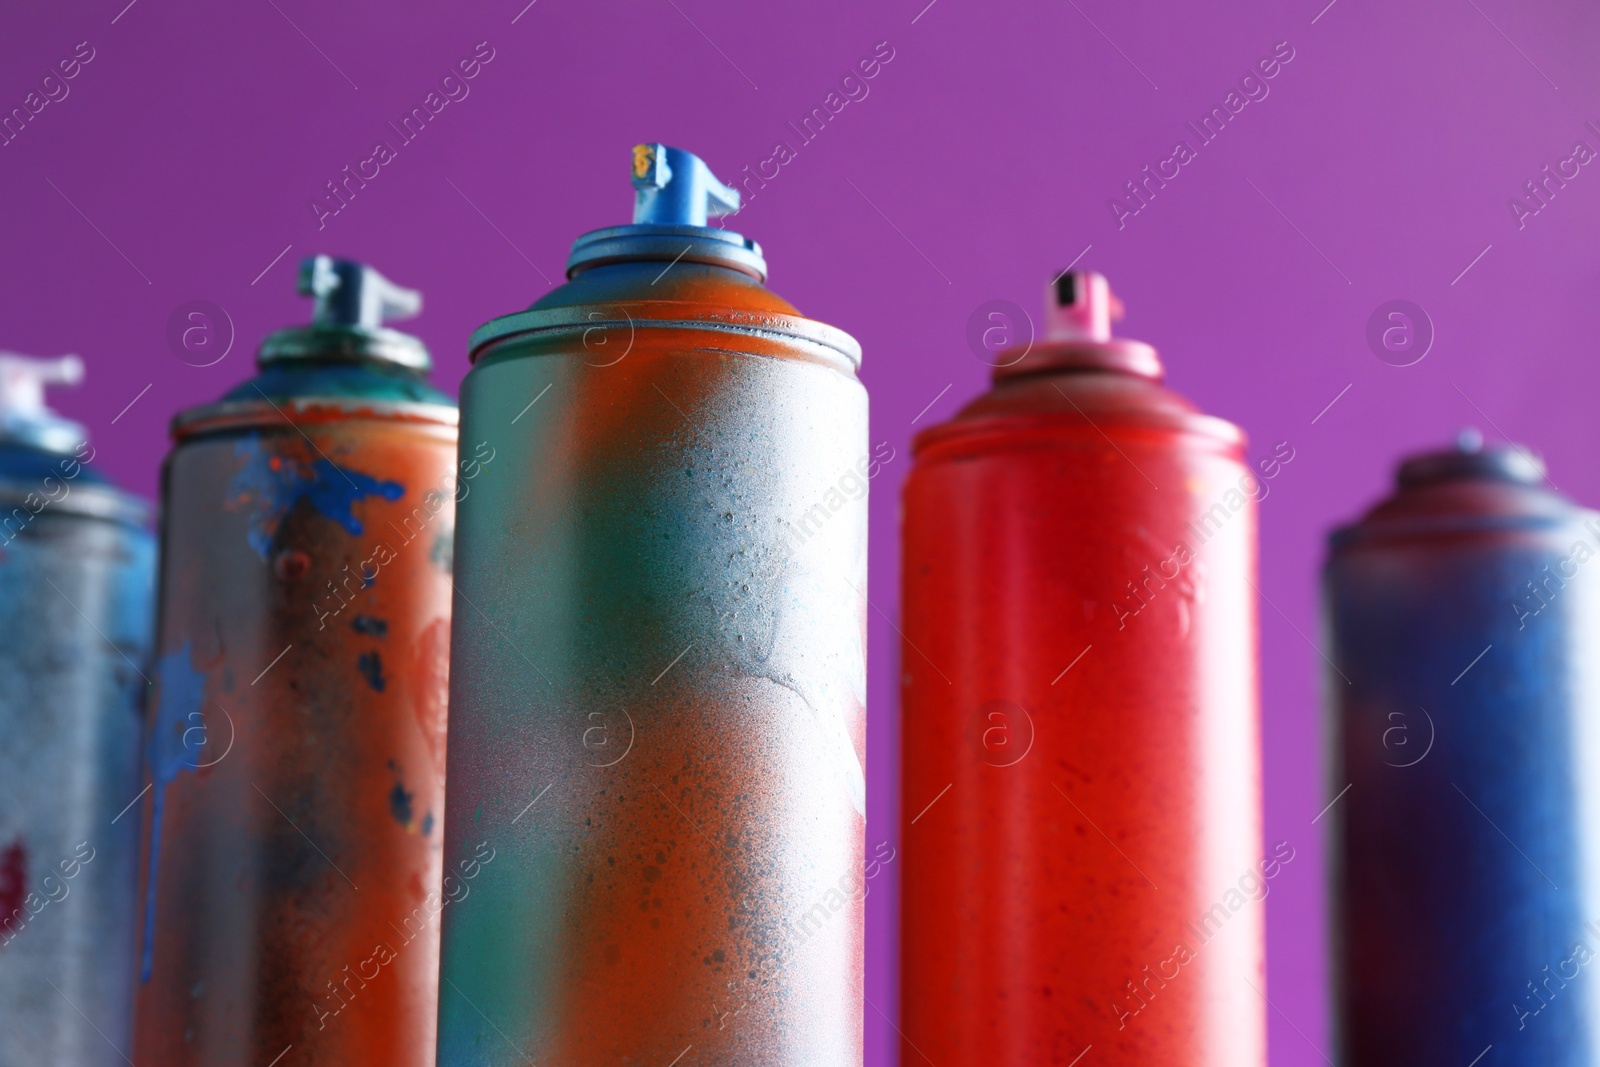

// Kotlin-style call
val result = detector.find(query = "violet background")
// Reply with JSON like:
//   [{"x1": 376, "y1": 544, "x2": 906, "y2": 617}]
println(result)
[{"x1": 4, "y1": 0, "x2": 1599, "y2": 1062}]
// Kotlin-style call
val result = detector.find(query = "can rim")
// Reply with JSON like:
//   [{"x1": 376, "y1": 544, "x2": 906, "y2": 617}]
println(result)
[
  {"x1": 468, "y1": 303, "x2": 862, "y2": 370},
  {"x1": 911, "y1": 406, "x2": 1247, "y2": 458},
  {"x1": 1328, "y1": 510, "x2": 1593, "y2": 550},
  {"x1": 172, "y1": 396, "x2": 460, "y2": 439},
  {"x1": 566, "y1": 225, "x2": 767, "y2": 282},
  {"x1": 258, "y1": 324, "x2": 432, "y2": 373}
]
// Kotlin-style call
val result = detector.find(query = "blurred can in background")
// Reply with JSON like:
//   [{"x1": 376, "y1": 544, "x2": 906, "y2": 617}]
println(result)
[
  {"x1": 132, "y1": 258, "x2": 459, "y2": 1067},
  {"x1": 1325, "y1": 435, "x2": 1600, "y2": 1065},
  {"x1": 436, "y1": 144, "x2": 868, "y2": 1066},
  {"x1": 0, "y1": 354, "x2": 154, "y2": 1067},
  {"x1": 900, "y1": 273, "x2": 1267, "y2": 1066}
]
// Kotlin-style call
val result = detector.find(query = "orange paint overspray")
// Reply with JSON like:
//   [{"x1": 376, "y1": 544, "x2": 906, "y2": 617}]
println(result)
[{"x1": 132, "y1": 259, "x2": 461, "y2": 1067}]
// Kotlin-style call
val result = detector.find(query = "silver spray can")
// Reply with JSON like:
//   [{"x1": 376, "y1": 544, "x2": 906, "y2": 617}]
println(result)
[
  {"x1": 437, "y1": 144, "x2": 868, "y2": 1065},
  {"x1": 0, "y1": 354, "x2": 155, "y2": 1067}
]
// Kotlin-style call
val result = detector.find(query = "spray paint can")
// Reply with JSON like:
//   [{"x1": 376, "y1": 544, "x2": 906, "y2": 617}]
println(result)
[
  {"x1": 900, "y1": 273, "x2": 1267, "y2": 1066},
  {"x1": 1325, "y1": 434, "x2": 1600, "y2": 1064},
  {"x1": 132, "y1": 258, "x2": 459, "y2": 1067},
  {"x1": 436, "y1": 144, "x2": 867, "y2": 1065},
  {"x1": 0, "y1": 355, "x2": 153, "y2": 1067}
]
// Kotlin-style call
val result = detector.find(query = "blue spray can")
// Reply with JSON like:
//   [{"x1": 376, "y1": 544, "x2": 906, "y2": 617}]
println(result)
[
  {"x1": 1325, "y1": 433, "x2": 1600, "y2": 1064},
  {"x1": 0, "y1": 354, "x2": 155, "y2": 1067}
]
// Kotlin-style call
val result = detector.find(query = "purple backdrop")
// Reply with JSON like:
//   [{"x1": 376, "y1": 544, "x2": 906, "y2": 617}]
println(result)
[{"x1": 5, "y1": 0, "x2": 1599, "y2": 1062}]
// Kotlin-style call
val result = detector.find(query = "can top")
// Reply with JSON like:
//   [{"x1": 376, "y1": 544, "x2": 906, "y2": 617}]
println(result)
[
  {"x1": 565, "y1": 143, "x2": 767, "y2": 281},
  {"x1": 915, "y1": 270, "x2": 1243, "y2": 463},
  {"x1": 175, "y1": 256, "x2": 456, "y2": 438},
  {"x1": 470, "y1": 144, "x2": 860, "y2": 371},
  {"x1": 1331, "y1": 430, "x2": 1580, "y2": 550},
  {"x1": 0, "y1": 352, "x2": 147, "y2": 526},
  {"x1": 990, "y1": 271, "x2": 1162, "y2": 381},
  {"x1": 257, "y1": 256, "x2": 431, "y2": 372},
  {"x1": 1394, "y1": 427, "x2": 1545, "y2": 488}
]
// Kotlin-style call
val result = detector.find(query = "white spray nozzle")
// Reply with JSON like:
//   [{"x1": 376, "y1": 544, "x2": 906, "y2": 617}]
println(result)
[
  {"x1": 0, "y1": 353, "x2": 84, "y2": 419},
  {"x1": 0, "y1": 353, "x2": 88, "y2": 453}
]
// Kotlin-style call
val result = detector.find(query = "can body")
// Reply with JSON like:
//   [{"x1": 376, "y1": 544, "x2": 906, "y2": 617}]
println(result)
[
  {"x1": 0, "y1": 465, "x2": 153, "y2": 1067},
  {"x1": 1325, "y1": 449, "x2": 1600, "y2": 1065},
  {"x1": 132, "y1": 398, "x2": 458, "y2": 1067},
  {"x1": 437, "y1": 261, "x2": 867, "y2": 1065},
  {"x1": 901, "y1": 360, "x2": 1266, "y2": 1065}
]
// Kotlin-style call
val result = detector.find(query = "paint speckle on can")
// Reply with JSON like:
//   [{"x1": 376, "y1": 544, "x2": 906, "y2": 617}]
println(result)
[
  {"x1": 0, "y1": 841, "x2": 25, "y2": 938},
  {"x1": 226, "y1": 436, "x2": 405, "y2": 558},
  {"x1": 357, "y1": 650, "x2": 385, "y2": 692}
]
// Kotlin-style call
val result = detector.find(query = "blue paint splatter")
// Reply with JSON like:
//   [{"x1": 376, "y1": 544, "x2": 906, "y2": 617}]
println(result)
[
  {"x1": 227, "y1": 437, "x2": 405, "y2": 559},
  {"x1": 141, "y1": 643, "x2": 207, "y2": 982},
  {"x1": 350, "y1": 615, "x2": 387, "y2": 637},
  {"x1": 421, "y1": 811, "x2": 434, "y2": 836},
  {"x1": 357, "y1": 651, "x2": 385, "y2": 692},
  {"x1": 390, "y1": 782, "x2": 413, "y2": 827}
]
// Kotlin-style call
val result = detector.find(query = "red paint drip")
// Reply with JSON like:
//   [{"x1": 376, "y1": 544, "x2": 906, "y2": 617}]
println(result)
[{"x1": 0, "y1": 841, "x2": 27, "y2": 941}]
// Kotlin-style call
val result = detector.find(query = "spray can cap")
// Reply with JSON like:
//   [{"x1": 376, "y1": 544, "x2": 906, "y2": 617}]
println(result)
[
  {"x1": 300, "y1": 255, "x2": 421, "y2": 329},
  {"x1": 0, "y1": 353, "x2": 88, "y2": 454},
  {"x1": 992, "y1": 270, "x2": 1161, "y2": 380},
  {"x1": 1396, "y1": 428, "x2": 1546, "y2": 488},
  {"x1": 1045, "y1": 272, "x2": 1126, "y2": 343},
  {"x1": 258, "y1": 256, "x2": 431, "y2": 372},
  {"x1": 567, "y1": 144, "x2": 767, "y2": 280},
  {"x1": 631, "y1": 143, "x2": 742, "y2": 225}
]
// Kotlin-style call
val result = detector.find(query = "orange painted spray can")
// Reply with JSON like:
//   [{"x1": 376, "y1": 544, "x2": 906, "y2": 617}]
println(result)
[
  {"x1": 435, "y1": 144, "x2": 868, "y2": 1066},
  {"x1": 132, "y1": 258, "x2": 460, "y2": 1067}
]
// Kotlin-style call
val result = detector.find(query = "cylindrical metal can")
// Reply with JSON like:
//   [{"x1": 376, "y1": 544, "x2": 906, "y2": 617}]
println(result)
[
  {"x1": 0, "y1": 354, "x2": 154, "y2": 1067},
  {"x1": 131, "y1": 258, "x2": 459, "y2": 1067},
  {"x1": 436, "y1": 144, "x2": 867, "y2": 1066},
  {"x1": 900, "y1": 273, "x2": 1267, "y2": 1066},
  {"x1": 1325, "y1": 436, "x2": 1600, "y2": 1065}
]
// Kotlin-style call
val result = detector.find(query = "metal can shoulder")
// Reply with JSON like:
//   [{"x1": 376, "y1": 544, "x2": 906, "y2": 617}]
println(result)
[
  {"x1": 468, "y1": 261, "x2": 862, "y2": 374},
  {"x1": 0, "y1": 443, "x2": 150, "y2": 527},
  {"x1": 911, "y1": 368, "x2": 1246, "y2": 463},
  {"x1": 171, "y1": 396, "x2": 458, "y2": 442},
  {"x1": 171, "y1": 362, "x2": 458, "y2": 441},
  {"x1": 1329, "y1": 442, "x2": 1586, "y2": 552}
]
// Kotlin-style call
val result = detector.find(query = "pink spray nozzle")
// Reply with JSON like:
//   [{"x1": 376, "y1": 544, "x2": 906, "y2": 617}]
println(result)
[
  {"x1": 992, "y1": 268, "x2": 1159, "y2": 381},
  {"x1": 1046, "y1": 271, "x2": 1124, "y2": 343}
]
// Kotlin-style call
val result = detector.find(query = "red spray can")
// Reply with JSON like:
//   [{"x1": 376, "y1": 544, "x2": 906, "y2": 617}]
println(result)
[
  {"x1": 900, "y1": 273, "x2": 1267, "y2": 1066},
  {"x1": 132, "y1": 257, "x2": 460, "y2": 1067}
]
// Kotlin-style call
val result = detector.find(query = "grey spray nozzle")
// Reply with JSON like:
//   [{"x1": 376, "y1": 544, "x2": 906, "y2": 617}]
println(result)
[
  {"x1": 257, "y1": 256, "x2": 431, "y2": 372},
  {"x1": 630, "y1": 144, "x2": 741, "y2": 226},
  {"x1": 298, "y1": 255, "x2": 422, "y2": 330}
]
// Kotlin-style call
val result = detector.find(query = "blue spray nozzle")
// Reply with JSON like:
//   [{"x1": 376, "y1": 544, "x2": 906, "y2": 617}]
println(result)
[
  {"x1": 630, "y1": 144, "x2": 740, "y2": 226},
  {"x1": 297, "y1": 256, "x2": 421, "y2": 330},
  {"x1": 564, "y1": 144, "x2": 764, "y2": 280}
]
